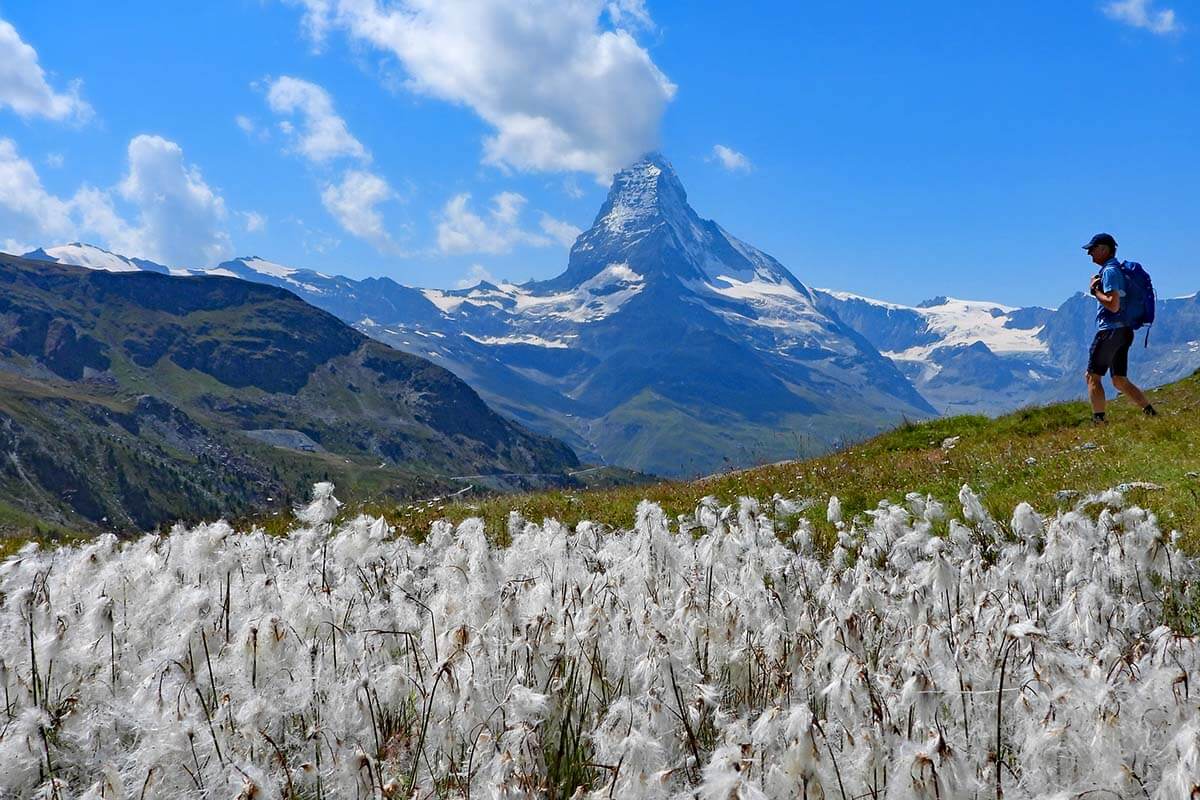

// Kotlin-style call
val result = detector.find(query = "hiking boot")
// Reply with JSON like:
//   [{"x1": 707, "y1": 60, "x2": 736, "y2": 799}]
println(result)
[
  {"x1": 1091, "y1": 412, "x2": 1106, "y2": 425},
  {"x1": 1143, "y1": 404, "x2": 1158, "y2": 417}
]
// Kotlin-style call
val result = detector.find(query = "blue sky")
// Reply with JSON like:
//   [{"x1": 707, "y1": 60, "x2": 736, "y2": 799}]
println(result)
[{"x1": 0, "y1": 0, "x2": 1195, "y2": 307}]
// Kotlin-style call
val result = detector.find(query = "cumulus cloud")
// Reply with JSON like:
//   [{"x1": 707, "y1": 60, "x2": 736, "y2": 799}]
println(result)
[
  {"x1": 284, "y1": 0, "x2": 675, "y2": 179},
  {"x1": 711, "y1": 144, "x2": 752, "y2": 173},
  {"x1": 0, "y1": 135, "x2": 234, "y2": 267},
  {"x1": 321, "y1": 170, "x2": 395, "y2": 250},
  {"x1": 1103, "y1": 0, "x2": 1179, "y2": 34},
  {"x1": 113, "y1": 135, "x2": 233, "y2": 265},
  {"x1": 538, "y1": 214, "x2": 582, "y2": 248},
  {"x1": 436, "y1": 192, "x2": 558, "y2": 255},
  {"x1": 0, "y1": 19, "x2": 92, "y2": 122},
  {"x1": 262, "y1": 77, "x2": 400, "y2": 251},
  {"x1": 266, "y1": 76, "x2": 368, "y2": 163},
  {"x1": 0, "y1": 138, "x2": 75, "y2": 245}
]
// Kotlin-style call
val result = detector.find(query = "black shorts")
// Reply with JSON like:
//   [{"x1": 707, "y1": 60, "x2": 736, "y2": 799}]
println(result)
[{"x1": 1088, "y1": 327, "x2": 1134, "y2": 377}]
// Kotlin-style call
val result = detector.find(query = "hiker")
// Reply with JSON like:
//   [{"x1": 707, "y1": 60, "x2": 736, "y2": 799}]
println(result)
[{"x1": 1082, "y1": 232, "x2": 1157, "y2": 423}]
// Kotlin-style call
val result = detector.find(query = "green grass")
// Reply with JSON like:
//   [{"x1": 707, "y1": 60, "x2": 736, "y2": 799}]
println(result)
[
  {"x1": 8, "y1": 371, "x2": 1200, "y2": 556},
  {"x1": 0, "y1": 500, "x2": 88, "y2": 559},
  {"x1": 353, "y1": 370, "x2": 1200, "y2": 551}
]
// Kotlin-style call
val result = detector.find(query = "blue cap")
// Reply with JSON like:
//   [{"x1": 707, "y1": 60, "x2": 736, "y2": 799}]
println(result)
[{"x1": 1083, "y1": 232, "x2": 1118, "y2": 251}]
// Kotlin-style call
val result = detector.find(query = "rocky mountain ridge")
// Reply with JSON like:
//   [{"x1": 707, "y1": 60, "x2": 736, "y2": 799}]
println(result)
[
  {"x1": 0, "y1": 253, "x2": 580, "y2": 533},
  {"x1": 25, "y1": 154, "x2": 1200, "y2": 473}
]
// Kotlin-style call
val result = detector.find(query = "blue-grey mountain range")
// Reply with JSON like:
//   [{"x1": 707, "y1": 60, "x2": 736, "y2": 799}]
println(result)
[{"x1": 26, "y1": 155, "x2": 1200, "y2": 476}]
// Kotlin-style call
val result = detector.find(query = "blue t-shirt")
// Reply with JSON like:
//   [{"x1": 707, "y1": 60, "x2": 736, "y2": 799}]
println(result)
[{"x1": 1096, "y1": 258, "x2": 1127, "y2": 330}]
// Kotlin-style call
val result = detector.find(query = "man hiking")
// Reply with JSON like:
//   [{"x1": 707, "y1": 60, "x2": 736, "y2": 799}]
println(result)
[{"x1": 1082, "y1": 232, "x2": 1157, "y2": 423}]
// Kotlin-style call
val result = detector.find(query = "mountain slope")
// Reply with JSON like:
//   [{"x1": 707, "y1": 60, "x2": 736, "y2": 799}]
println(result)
[
  {"x1": 379, "y1": 367, "x2": 1200, "y2": 552},
  {"x1": 366, "y1": 154, "x2": 936, "y2": 476},
  {"x1": 30, "y1": 158, "x2": 1198, "y2": 474},
  {"x1": 0, "y1": 253, "x2": 578, "y2": 533}
]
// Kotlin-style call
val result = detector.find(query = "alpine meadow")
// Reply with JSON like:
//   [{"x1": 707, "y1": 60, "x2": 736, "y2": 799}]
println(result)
[{"x1": 2, "y1": 1, "x2": 1200, "y2": 799}]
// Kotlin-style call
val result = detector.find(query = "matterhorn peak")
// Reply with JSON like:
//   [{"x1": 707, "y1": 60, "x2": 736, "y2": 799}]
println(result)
[{"x1": 595, "y1": 152, "x2": 690, "y2": 237}]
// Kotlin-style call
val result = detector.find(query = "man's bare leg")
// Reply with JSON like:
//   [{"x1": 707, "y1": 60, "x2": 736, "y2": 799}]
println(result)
[
  {"x1": 1086, "y1": 371, "x2": 1107, "y2": 414},
  {"x1": 1112, "y1": 375, "x2": 1150, "y2": 408}
]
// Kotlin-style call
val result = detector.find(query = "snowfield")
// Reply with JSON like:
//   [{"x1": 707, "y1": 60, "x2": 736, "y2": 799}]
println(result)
[{"x1": 1, "y1": 484, "x2": 1198, "y2": 799}]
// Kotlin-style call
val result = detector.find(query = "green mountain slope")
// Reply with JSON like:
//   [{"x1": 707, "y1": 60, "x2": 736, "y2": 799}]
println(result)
[
  {"x1": 376, "y1": 368, "x2": 1200, "y2": 548},
  {"x1": 0, "y1": 253, "x2": 580, "y2": 535}
]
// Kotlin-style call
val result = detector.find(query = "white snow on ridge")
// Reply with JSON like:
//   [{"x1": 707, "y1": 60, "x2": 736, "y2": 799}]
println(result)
[
  {"x1": 464, "y1": 333, "x2": 569, "y2": 349},
  {"x1": 816, "y1": 288, "x2": 909, "y2": 310},
  {"x1": 912, "y1": 297, "x2": 1046, "y2": 356},
  {"x1": 424, "y1": 263, "x2": 645, "y2": 324},
  {"x1": 236, "y1": 256, "x2": 297, "y2": 278},
  {"x1": 39, "y1": 243, "x2": 142, "y2": 272},
  {"x1": 822, "y1": 290, "x2": 1049, "y2": 358}
]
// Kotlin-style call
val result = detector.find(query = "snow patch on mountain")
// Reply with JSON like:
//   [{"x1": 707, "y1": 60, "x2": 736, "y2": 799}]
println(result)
[
  {"x1": 465, "y1": 333, "x2": 570, "y2": 349},
  {"x1": 237, "y1": 256, "x2": 297, "y2": 278},
  {"x1": 26, "y1": 242, "x2": 163, "y2": 273},
  {"x1": 422, "y1": 263, "x2": 645, "y2": 324},
  {"x1": 823, "y1": 290, "x2": 1050, "y2": 359}
]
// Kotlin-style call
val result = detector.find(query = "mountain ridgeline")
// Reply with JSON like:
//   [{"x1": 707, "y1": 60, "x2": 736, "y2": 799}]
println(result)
[
  {"x1": 24, "y1": 153, "x2": 1200, "y2": 482},
  {"x1": 0, "y1": 254, "x2": 580, "y2": 534}
]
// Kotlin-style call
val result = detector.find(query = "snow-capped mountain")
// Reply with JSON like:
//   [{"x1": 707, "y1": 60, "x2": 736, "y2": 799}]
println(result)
[
  {"x1": 815, "y1": 288, "x2": 1200, "y2": 413},
  {"x1": 25, "y1": 243, "x2": 171, "y2": 274},
  {"x1": 357, "y1": 154, "x2": 934, "y2": 475},
  {"x1": 17, "y1": 156, "x2": 935, "y2": 476},
  {"x1": 20, "y1": 154, "x2": 1200, "y2": 473}
]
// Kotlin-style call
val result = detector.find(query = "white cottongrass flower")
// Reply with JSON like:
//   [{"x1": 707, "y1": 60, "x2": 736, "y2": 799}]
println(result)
[{"x1": 0, "y1": 482, "x2": 1196, "y2": 798}]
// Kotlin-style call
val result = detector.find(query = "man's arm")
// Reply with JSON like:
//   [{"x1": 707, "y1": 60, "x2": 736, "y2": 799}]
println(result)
[
  {"x1": 1092, "y1": 267, "x2": 1123, "y2": 312},
  {"x1": 1092, "y1": 286, "x2": 1121, "y2": 312}
]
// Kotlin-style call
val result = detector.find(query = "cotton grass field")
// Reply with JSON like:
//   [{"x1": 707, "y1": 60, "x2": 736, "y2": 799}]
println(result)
[{"x1": 1, "y1": 478, "x2": 1198, "y2": 799}]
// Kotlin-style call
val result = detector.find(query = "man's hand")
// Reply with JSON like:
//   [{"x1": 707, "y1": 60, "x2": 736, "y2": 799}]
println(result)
[{"x1": 1089, "y1": 275, "x2": 1103, "y2": 295}]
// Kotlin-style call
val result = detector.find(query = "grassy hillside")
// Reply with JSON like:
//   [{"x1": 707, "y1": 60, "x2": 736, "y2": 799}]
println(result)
[
  {"x1": 0, "y1": 253, "x2": 580, "y2": 538},
  {"x1": 357, "y1": 368, "x2": 1200, "y2": 550},
  {"x1": 6, "y1": 368, "x2": 1196, "y2": 561}
]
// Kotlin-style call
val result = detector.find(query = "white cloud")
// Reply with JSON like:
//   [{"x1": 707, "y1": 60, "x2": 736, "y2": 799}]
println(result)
[
  {"x1": 242, "y1": 211, "x2": 267, "y2": 232},
  {"x1": 321, "y1": 169, "x2": 395, "y2": 250},
  {"x1": 0, "y1": 138, "x2": 76, "y2": 245},
  {"x1": 284, "y1": 0, "x2": 675, "y2": 179},
  {"x1": 115, "y1": 135, "x2": 232, "y2": 266},
  {"x1": 266, "y1": 76, "x2": 368, "y2": 163},
  {"x1": 606, "y1": 0, "x2": 654, "y2": 29},
  {"x1": 0, "y1": 135, "x2": 234, "y2": 267},
  {"x1": 436, "y1": 192, "x2": 555, "y2": 255},
  {"x1": 44, "y1": 152, "x2": 64, "y2": 168},
  {"x1": 262, "y1": 78, "x2": 401, "y2": 250},
  {"x1": 1103, "y1": 0, "x2": 1179, "y2": 34},
  {"x1": 562, "y1": 176, "x2": 585, "y2": 199},
  {"x1": 455, "y1": 263, "x2": 498, "y2": 289},
  {"x1": 234, "y1": 114, "x2": 272, "y2": 142},
  {"x1": 71, "y1": 186, "x2": 139, "y2": 255},
  {"x1": 538, "y1": 214, "x2": 582, "y2": 248},
  {"x1": 711, "y1": 144, "x2": 753, "y2": 173},
  {"x1": 0, "y1": 19, "x2": 92, "y2": 122}
]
